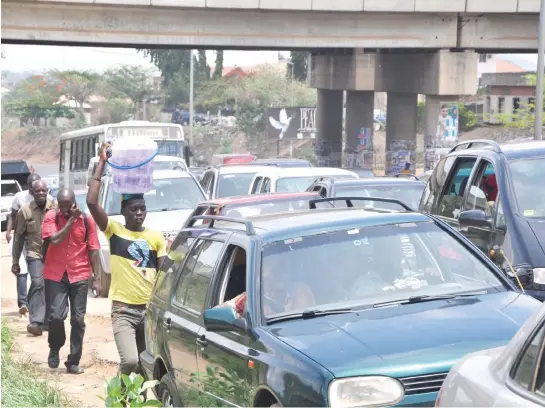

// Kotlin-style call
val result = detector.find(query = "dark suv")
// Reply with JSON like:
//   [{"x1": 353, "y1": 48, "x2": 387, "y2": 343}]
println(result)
[{"x1": 419, "y1": 139, "x2": 545, "y2": 300}]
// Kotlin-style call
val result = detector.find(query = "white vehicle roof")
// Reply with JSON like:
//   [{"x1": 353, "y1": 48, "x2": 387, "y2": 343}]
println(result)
[
  {"x1": 253, "y1": 167, "x2": 358, "y2": 179},
  {"x1": 217, "y1": 165, "x2": 270, "y2": 175},
  {"x1": 151, "y1": 169, "x2": 195, "y2": 180},
  {"x1": 60, "y1": 121, "x2": 183, "y2": 140},
  {"x1": 90, "y1": 154, "x2": 187, "y2": 164}
]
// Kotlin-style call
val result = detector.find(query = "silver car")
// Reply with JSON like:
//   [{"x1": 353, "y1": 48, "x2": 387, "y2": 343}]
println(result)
[{"x1": 437, "y1": 303, "x2": 545, "y2": 407}]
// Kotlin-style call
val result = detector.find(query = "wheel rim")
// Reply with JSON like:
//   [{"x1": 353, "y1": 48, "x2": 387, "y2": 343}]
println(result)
[{"x1": 161, "y1": 389, "x2": 173, "y2": 407}]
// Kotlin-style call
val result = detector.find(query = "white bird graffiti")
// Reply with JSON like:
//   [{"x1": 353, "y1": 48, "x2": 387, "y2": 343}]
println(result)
[{"x1": 269, "y1": 108, "x2": 296, "y2": 139}]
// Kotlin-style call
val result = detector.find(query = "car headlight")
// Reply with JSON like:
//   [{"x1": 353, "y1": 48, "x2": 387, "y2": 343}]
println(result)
[
  {"x1": 328, "y1": 376, "x2": 405, "y2": 408},
  {"x1": 533, "y1": 268, "x2": 545, "y2": 285}
]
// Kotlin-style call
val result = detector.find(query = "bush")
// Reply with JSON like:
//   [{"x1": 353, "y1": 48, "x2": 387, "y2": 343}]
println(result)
[{"x1": 1, "y1": 320, "x2": 72, "y2": 407}]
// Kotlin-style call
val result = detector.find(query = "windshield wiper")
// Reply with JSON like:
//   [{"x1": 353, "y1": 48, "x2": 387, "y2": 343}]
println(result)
[
  {"x1": 373, "y1": 290, "x2": 487, "y2": 308},
  {"x1": 266, "y1": 307, "x2": 356, "y2": 324}
]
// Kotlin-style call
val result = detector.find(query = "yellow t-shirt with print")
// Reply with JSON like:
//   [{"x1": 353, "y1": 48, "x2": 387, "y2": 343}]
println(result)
[{"x1": 104, "y1": 219, "x2": 167, "y2": 305}]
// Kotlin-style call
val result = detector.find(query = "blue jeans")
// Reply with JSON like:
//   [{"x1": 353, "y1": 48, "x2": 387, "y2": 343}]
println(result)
[{"x1": 17, "y1": 273, "x2": 28, "y2": 308}]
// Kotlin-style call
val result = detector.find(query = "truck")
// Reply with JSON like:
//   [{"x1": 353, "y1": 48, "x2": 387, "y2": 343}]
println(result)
[{"x1": 1, "y1": 160, "x2": 30, "y2": 231}]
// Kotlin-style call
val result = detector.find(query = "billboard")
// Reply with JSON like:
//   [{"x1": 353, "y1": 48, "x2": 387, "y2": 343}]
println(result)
[
  {"x1": 266, "y1": 107, "x2": 316, "y2": 140},
  {"x1": 436, "y1": 102, "x2": 459, "y2": 142}
]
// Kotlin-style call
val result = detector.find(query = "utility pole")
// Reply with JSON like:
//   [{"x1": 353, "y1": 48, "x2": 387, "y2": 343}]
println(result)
[
  {"x1": 189, "y1": 49, "x2": 194, "y2": 147},
  {"x1": 535, "y1": 0, "x2": 545, "y2": 140}
]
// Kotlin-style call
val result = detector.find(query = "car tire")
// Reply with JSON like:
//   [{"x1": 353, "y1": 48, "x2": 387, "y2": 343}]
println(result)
[{"x1": 158, "y1": 374, "x2": 181, "y2": 408}]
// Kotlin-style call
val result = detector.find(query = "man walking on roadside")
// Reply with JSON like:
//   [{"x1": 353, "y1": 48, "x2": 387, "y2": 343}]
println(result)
[
  {"x1": 6, "y1": 173, "x2": 52, "y2": 316},
  {"x1": 86, "y1": 143, "x2": 166, "y2": 375},
  {"x1": 42, "y1": 189, "x2": 101, "y2": 374},
  {"x1": 12, "y1": 180, "x2": 52, "y2": 336}
]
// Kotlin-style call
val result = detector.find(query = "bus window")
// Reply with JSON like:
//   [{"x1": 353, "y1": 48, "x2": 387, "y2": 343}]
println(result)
[{"x1": 60, "y1": 142, "x2": 65, "y2": 173}]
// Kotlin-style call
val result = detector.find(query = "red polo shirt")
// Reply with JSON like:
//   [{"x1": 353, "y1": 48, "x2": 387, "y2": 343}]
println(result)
[{"x1": 42, "y1": 210, "x2": 100, "y2": 283}]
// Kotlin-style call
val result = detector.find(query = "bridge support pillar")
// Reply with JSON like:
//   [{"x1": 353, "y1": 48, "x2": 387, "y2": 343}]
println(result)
[
  {"x1": 385, "y1": 92, "x2": 418, "y2": 175},
  {"x1": 344, "y1": 91, "x2": 375, "y2": 170},
  {"x1": 315, "y1": 89, "x2": 343, "y2": 167}
]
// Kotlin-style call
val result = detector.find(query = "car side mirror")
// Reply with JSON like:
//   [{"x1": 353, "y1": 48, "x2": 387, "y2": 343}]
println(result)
[
  {"x1": 459, "y1": 210, "x2": 492, "y2": 228},
  {"x1": 203, "y1": 307, "x2": 247, "y2": 334}
]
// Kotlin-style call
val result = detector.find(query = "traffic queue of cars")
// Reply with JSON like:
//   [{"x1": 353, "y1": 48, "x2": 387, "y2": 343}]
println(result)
[{"x1": 130, "y1": 140, "x2": 545, "y2": 407}]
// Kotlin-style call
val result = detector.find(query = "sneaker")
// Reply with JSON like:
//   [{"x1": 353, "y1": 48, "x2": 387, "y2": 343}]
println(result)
[
  {"x1": 66, "y1": 365, "x2": 84, "y2": 375},
  {"x1": 26, "y1": 323, "x2": 42, "y2": 336},
  {"x1": 18, "y1": 305, "x2": 28, "y2": 316},
  {"x1": 48, "y1": 350, "x2": 60, "y2": 369}
]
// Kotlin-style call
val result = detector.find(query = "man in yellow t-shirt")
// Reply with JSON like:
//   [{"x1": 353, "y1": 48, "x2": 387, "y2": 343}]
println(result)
[
  {"x1": 86, "y1": 144, "x2": 166, "y2": 375},
  {"x1": 399, "y1": 163, "x2": 412, "y2": 175}
]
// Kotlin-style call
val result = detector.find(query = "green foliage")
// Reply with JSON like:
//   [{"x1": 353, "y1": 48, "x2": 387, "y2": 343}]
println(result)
[
  {"x1": 49, "y1": 70, "x2": 101, "y2": 117},
  {"x1": 219, "y1": 136, "x2": 233, "y2": 154},
  {"x1": 288, "y1": 51, "x2": 308, "y2": 82},
  {"x1": 139, "y1": 49, "x2": 192, "y2": 86},
  {"x1": 213, "y1": 51, "x2": 224, "y2": 80},
  {"x1": 105, "y1": 65, "x2": 160, "y2": 104},
  {"x1": 100, "y1": 373, "x2": 160, "y2": 407},
  {"x1": 3, "y1": 74, "x2": 75, "y2": 123},
  {"x1": 2, "y1": 320, "x2": 72, "y2": 407},
  {"x1": 457, "y1": 102, "x2": 477, "y2": 132}
]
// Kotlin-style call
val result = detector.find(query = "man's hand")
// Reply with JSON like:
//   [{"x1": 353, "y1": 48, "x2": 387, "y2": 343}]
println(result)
[
  {"x1": 99, "y1": 143, "x2": 110, "y2": 163},
  {"x1": 69, "y1": 204, "x2": 82, "y2": 221},
  {"x1": 5, "y1": 230, "x2": 11, "y2": 244},
  {"x1": 91, "y1": 275, "x2": 101, "y2": 298},
  {"x1": 11, "y1": 264, "x2": 20, "y2": 276}
]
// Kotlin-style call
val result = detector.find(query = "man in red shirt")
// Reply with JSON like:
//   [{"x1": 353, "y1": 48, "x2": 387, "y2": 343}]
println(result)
[{"x1": 42, "y1": 189, "x2": 101, "y2": 374}]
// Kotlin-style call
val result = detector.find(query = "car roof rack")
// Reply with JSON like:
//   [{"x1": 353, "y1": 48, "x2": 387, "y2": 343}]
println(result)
[
  {"x1": 309, "y1": 197, "x2": 413, "y2": 212},
  {"x1": 391, "y1": 173, "x2": 420, "y2": 180},
  {"x1": 186, "y1": 215, "x2": 255, "y2": 235},
  {"x1": 449, "y1": 139, "x2": 502, "y2": 154}
]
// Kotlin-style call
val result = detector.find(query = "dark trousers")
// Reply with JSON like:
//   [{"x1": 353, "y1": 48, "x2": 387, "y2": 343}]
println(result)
[
  {"x1": 111, "y1": 303, "x2": 146, "y2": 375},
  {"x1": 17, "y1": 273, "x2": 28, "y2": 308},
  {"x1": 47, "y1": 273, "x2": 88, "y2": 367},
  {"x1": 27, "y1": 259, "x2": 46, "y2": 325}
]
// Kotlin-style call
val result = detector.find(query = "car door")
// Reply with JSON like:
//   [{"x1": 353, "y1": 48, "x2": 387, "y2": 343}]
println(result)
[
  {"x1": 459, "y1": 159, "x2": 497, "y2": 254},
  {"x1": 432, "y1": 156, "x2": 479, "y2": 231},
  {"x1": 164, "y1": 234, "x2": 224, "y2": 406},
  {"x1": 196, "y1": 238, "x2": 256, "y2": 407}
]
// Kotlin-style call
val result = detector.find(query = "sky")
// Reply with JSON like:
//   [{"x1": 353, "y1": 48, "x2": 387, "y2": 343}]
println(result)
[{"x1": 1, "y1": 44, "x2": 284, "y2": 73}]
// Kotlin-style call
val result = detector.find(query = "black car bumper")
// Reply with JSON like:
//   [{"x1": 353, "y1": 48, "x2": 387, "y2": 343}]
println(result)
[{"x1": 139, "y1": 350, "x2": 155, "y2": 382}]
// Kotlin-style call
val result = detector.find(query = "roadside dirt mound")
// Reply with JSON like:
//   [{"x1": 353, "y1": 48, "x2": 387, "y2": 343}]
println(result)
[{"x1": 1, "y1": 128, "x2": 60, "y2": 164}]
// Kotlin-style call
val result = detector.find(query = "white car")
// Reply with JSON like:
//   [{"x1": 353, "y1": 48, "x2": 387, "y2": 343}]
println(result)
[
  {"x1": 1, "y1": 180, "x2": 22, "y2": 230},
  {"x1": 96, "y1": 167, "x2": 206, "y2": 296},
  {"x1": 199, "y1": 164, "x2": 270, "y2": 199},
  {"x1": 437, "y1": 303, "x2": 545, "y2": 407},
  {"x1": 248, "y1": 167, "x2": 358, "y2": 194}
]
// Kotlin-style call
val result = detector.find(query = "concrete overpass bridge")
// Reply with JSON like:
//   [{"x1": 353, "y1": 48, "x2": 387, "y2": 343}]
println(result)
[{"x1": 2, "y1": 0, "x2": 542, "y2": 172}]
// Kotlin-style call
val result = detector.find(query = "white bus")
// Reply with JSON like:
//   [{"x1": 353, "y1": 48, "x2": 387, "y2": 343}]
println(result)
[{"x1": 59, "y1": 121, "x2": 185, "y2": 190}]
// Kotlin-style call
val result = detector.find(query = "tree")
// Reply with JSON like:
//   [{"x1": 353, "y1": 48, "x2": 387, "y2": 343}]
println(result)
[
  {"x1": 139, "y1": 49, "x2": 192, "y2": 86},
  {"x1": 213, "y1": 51, "x2": 224, "y2": 80},
  {"x1": 196, "y1": 50, "x2": 210, "y2": 83},
  {"x1": 105, "y1": 65, "x2": 160, "y2": 119},
  {"x1": 49, "y1": 70, "x2": 101, "y2": 120},
  {"x1": 287, "y1": 51, "x2": 308, "y2": 82},
  {"x1": 3, "y1": 74, "x2": 75, "y2": 125}
]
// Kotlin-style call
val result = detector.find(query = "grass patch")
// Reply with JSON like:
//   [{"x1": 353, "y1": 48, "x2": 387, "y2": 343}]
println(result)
[{"x1": 1, "y1": 320, "x2": 73, "y2": 407}]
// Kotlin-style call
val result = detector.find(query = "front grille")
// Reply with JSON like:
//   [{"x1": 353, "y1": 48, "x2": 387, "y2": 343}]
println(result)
[{"x1": 399, "y1": 372, "x2": 448, "y2": 395}]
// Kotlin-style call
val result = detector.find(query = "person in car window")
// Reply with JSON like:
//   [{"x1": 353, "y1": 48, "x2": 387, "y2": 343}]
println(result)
[{"x1": 86, "y1": 143, "x2": 167, "y2": 376}]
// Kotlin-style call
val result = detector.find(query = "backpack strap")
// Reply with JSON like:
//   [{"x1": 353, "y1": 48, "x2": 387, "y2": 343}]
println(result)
[{"x1": 82, "y1": 212, "x2": 89, "y2": 246}]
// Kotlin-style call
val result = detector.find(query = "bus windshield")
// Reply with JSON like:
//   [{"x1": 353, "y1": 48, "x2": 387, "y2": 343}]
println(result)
[{"x1": 156, "y1": 140, "x2": 184, "y2": 157}]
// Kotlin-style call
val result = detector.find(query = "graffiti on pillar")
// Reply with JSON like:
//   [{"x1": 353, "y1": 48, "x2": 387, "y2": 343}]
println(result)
[
  {"x1": 266, "y1": 107, "x2": 316, "y2": 139},
  {"x1": 356, "y1": 128, "x2": 372, "y2": 150},
  {"x1": 387, "y1": 140, "x2": 416, "y2": 175},
  {"x1": 437, "y1": 102, "x2": 459, "y2": 142},
  {"x1": 424, "y1": 148, "x2": 450, "y2": 172},
  {"x1": 346, "y1": 151, "x2": 373, "y2": 170}
]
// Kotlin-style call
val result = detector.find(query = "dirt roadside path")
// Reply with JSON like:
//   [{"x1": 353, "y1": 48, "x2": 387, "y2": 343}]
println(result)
[{"x1": 1, "y1": 237, "x2": 120, "y2": 407}]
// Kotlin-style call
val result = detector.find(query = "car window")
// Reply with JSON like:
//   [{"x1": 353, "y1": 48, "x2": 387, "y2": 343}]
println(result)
[
  {"x1": 261, "y1": 221, "x2": 505, "y2": 320},
  {"x1": 436, "y1": 158, "x2": 478, "y2": 219},
  {"x1": 217, "y1": 173, "x2": 257, "y2": 198},
  {"x1": 251, "y1": 177, "x2": 263, "y2": 194},
  {"x1": 1, "y1": 183, "x2": 19, "y2": 196},
  {"x1": 154, "y1": 231, "x2": 197, "y2": 300},
  {"x1": 174, "y1": 239, "x2": 224, "y2": 312},
  {"x1": 509, "y1": 158, "x2": 545, "y2": 218},
  {"x1": 495, "y1": 198, "x2": 507, "y2": 230},
  {"x1": 512, "y1": 321, "x2": 545, "y2": 392},
  {"x1": 262, "y1": 177, "x2": 271, "y2": 193},
  {"x1": 464, "y1": 160, "x2": 496, "y2": 216},
  {"x1": 421, "y1": 156, "x2": 455, "y2": 213}
]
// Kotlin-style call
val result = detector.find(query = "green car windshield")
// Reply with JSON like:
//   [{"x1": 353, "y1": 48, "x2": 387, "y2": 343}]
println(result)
[{"x1": 261, "y1": 221, "x2": 504, "y2": 320}]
